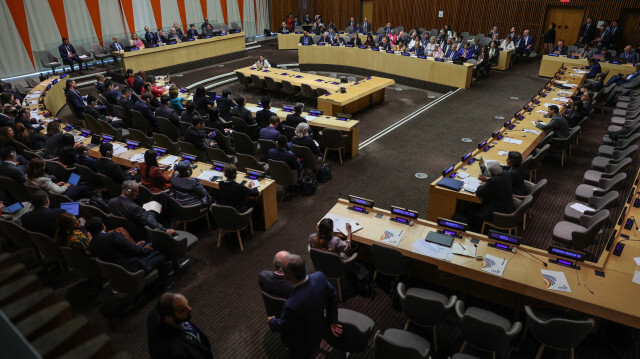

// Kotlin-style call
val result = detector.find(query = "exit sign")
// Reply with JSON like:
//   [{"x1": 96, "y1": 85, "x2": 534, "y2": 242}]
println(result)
[{"x1": 560, "y1": 0, "x2": 569, "y2": 3}]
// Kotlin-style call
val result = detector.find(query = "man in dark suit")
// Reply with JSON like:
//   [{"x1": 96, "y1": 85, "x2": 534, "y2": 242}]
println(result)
[
  {"x1": 134, "y1": 93, "x2": 158, "y2": 129},
  {"x1": 231, "y1": 95, "x2": 255, "y2": 125},
  {"x1": 84, "y1": 95, "x2": 122, "y2": 127},
  {"x1": 172, "y1": 22, "x2": 185, "y2": 38},
  {"x1": 74, "y1": 145, "x2": 97, "y2": 170},
  {"x1": 184, "y1": 117, "x2": 215, "y2": 151},
  {"x1": 259, "y1": 116, "x2": 282, "y2": 142},
  {"x1": 383, "y1": 22, "x2": 393, "y2": 35},
  {"x1": 103, "y1": 80, "x2": 120, "y2": 105},
  {"x1": 409, "y1": 41, "x2": 424, "y2": 56},
  {"x1": 578, "y1": 17, "x2": 596, "y2": 44},
  {"x1": 516, "y1": 29, "x2": 534, "y2": 57},
  {"x1": 155, "y1": 95, "x2": 181, "y2": 126},
  {"x1": 187, "y1": 24, "x2": 199, "y2": 38},
  {"x1": 216, "y1": 89, "x2": 236, "y2": 122},
  {"x1": 502, "y1": 152, "x2": 528, "y2": 196},
  {"x1": 362, "y1": 18, "x2": 371, "y2": 34},
  {"x1": 217, "y1": 164, "x2": 259, "y2": 213},
  {"x1": 109, "y1": 36, "x2": 124, "y2": 52},
  {"x1": 285, "y1": 103, "x2": 312, "y2": 138},
  {"x1": 268, "y1": 135, "x2": 300, "y2": 171},
  {"x1": 299, "y1": 30, "x2": 314, "y2": 45},
  {"x1": 144, "y1": 26, "x2": 158, "y2": 44},
  {"x1": 470, "y1": 161, "x2": 514, "y2": 231},
  {"x1": 87, "y1": 216, "x2": 165, "y2": 273},
  {"x1": 584, "y1": 57, "x2": 601, "y2": 79},
  {"x1": 551, "y1": 39, "x2": 569, "y2": 55},
  {"x1": 96, "y1": 143, "x2": 136, "y2": 184},
  {"x1": 535, "y1": 105, "x2": 570, "y2": 138},
  {"x1": 346, "y1": 17, "x2": 356, "y2": 29},
  {"x1": 268, "y1": 254, "x2": 341, "y2": 358},
  {"x1": 108, "y1": 180, "x2": 175, "y2": 234},
  {"x1": 259, "y1": 251, "x2": 294, "y2": 298},
  {"x1": 594, "y1": 25, "x2": 611, "y2": 50},
  {"x1": 148, "y1": 292, "x2": 213, "y2": 359},
  {"x1": 133, "y1": 71, "x2": 145, "y2": 94},
  {"x1": 608, "y1": 20, "x2": 621, "y2": 50},
  {"x1": 21, "y1": 190, "x2": 66, "y2": 238},
  {"x1": 278, "y1": 21, "x2": 290, "y2": 34},
  {"x1": 118, "y1": 87, "x2": 135, "y2": 112},
  {"x1": 0, "y1": 146, "x2": 25, "y2": 183},
  {"x1": 65, "y1": 80, "x2": 86, "y2": 119},
  {"x1": 379, "y1": 36, "x2": 392, "y2": 51},
  {"x1": 256, "y1": 96, "x2": 277, "y2": 128},
  {"x1": 58, "y1": 38, "x2": 85, "y2": 72}
]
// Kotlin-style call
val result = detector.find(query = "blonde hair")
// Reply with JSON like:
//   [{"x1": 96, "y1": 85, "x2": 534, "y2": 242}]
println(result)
[{"x1": 295, "y1": 123, "x2": 309, "y2": 139}]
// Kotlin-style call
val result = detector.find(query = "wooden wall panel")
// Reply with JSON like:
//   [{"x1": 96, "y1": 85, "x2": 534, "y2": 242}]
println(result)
[{"x1": 269, "y1": 0, "x2": 361, "y2": 32}]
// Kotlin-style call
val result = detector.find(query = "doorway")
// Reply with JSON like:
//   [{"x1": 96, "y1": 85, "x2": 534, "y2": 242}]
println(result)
[
  {"x1": 617, "y1": 9, "x2": 640, "y2": 52},
  {"x1": 542, "y1": 6, "x2": 585, "y2": 52}
]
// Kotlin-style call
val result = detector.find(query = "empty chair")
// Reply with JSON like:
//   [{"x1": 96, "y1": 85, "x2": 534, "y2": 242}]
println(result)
[
  {"x1": 79, "y1": 203, "x2": 112, "y2": 229},
  {"x1": 550, "y1": 126, "x2": 580, "y2": 166},
  {"x1": 90, "y1": 43, "x2": 110, "y2": 66},
  {"x1": 374, "y1": 328, "x2": 431, "y2": 359},
  {"x1": 347, "y1": 76, "x2": 357, "y2": 82},
  {"x1": 552, "y1": 210, "x2": 610, "y2": 250},
  {"x1": 38, "y1": 50, "x2": 61, "y2": 74},
  {"x1": 233, "y1": 131, "x2": 259, "y2": 155},
  {"x1": 536, "y1": 131, "x2": 555, "y2": 149},
  {"x1": 268, "y1": 159, "x2": 298, "y2": 198},
  {"x1": 152, "y1": 133, "x2": 181, "y2": 155},
  {"x1": 178, "y1": 141, "x2": 205, "y2": 162},
  {"x1": 0, "y1": 176, "x2": 30, "y2": 203},
  {"x1": 235, "y1": 72, "x2": 252, "y2": 90},
  {"x1": 525, "y1": 305, "x2": 594, "y2": 359},
  {"x1": 481, "y1": 195, "x2": 533, "y2": 235},
  {"x1": 95, "y1": 258, "x2": 158, "y2": 296},
  {"x1": 250, "y1": 74, "x2": 266, "y2": 93},
  {"x1": 112, "y1": 105, "x2": 132, "y2": 127},
  {"x1": 206, "y1": 147, "x2": 235, "y2": 164},
  {"x1": 157, "y1": 117, "x2": 182, "y2": 141},
  {"x1": 322, "y1": 128, "x2": 347, "y2": 163},
  {"x1": 258, "y1": 139, "x2": 277, "y2": 161},
  {"x1": 597, "y1": 135, "x2": 639, "y2": 157},
  {"x1": 48, "y1": 192, "x2": 73, "y2": 208},
  {"x1": 316, "y1": 88, "x2": 329, "y2": 97},
  {"x1": 583, "y1": 157, "x2": 631, "y2": 185},
  {"x1": 82, "y1": 113, "x2": 102, "y2": 133},
  {"x1": 261, "y1": 290, "x2": 286, "y2": 317},
  {"x1": 236, "y1": 153, "x2": 266, "y2": 172},
  {"x1": 96, "y1": 173, "x2": 122, "y2": 198},
  {"x1": 521, "y1": 144, "x2": 550, "y2": 181},
  {"x1": 0, "y1": 219, "x2": 39, "y2": 260},
  {"x1": 264, "y1": 77, "x2": 283, "y2": 96},
  {"x1": 514, "y1": 179, "x2": 547, "y2": 220},
  {"x1": 300, "y1": 84, "x2": 318, "y2": 105},
  {"x1": 131, "y1": 110, "x2": 154, "y2": 135},
  {"x1": 60, "y1": 247, "x2": 102, "y2": 286},
  {"x1": 75, "y1": 45, "x2": 93, "y2": 65},
  {"x1": 309, "y1": 248, "x2": 358, "y2": 301},
  {"x1": 283, "y1": 126, "x2": 296, "y2": 141},
  {"x1": 25, "y1": 77, "x2": 39, "y2": 88},
  {"x1": 324, "y1": 308, "x2": 375, "y2": 355},
  {"x1": 397, "y1": 282, "x2": 456, "y2": 352},
  {"x1": 129, "y1": 128, "x2": 155, "y2": 148},
  {"x1": 370, "y1": 243, "x2": 411, "y2": 281},
  {"x1": 209, "y1": 204, "x2": 253, "y2": 251},
  {"x1": 97, "y1": 119, "x2": 129, "y2": 141},
  {"x1": 291, "y1": 144, "x2": 322, "y2": 174},
  {"x1": 74, "y1": 164, "x2": 103, "y2": 189},
  {"x1": 564, "y1": 191, "x2": 618, "y2": 223},
  {"x1": 144, "y1": 226, "x2": 198, "y2": 270},
  {"x1": 591, "y1": 146, "x2": 637, "y2": 172},
  {"x1": 282, "y1": 80, "x2": 301, "y2": 101},
  {"x1": 27, "y1": 231, "x2": 67, "y2": 272},
  {"x1": 574, "y1": 172, "x2": 626, "y2": 202},
  {"x1": 168, "y1": 197, "x2": 211, "y2": 231},
  {"x1": 231, "y1": 116, "x2": 259, "y2": 139},
  {"x1": 455, "y1": 300, "x2": 522, "y2": 358}
]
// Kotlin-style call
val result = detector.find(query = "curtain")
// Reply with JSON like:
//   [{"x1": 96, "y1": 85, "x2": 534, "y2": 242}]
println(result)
[
  {"x1": 132, "y1": 0, "x2": 156, "y2": 34},
  {"x1": 99, "y1": 0, "x2": 127, "y2": 44},
  {"x1": 64, "y1": 0, "x2": 98, "y2": 51},
  {"x1": 0, "y1": 1, "x2": 34, "y2": 75},
  {"x1": 226, "y1": 0, "x2": 241, "y2": 29},
  {"x1": 242, "y1": 0, "x2": 255, "y2": 36},
  {"x1": 184, "y1": 0, "x2": 204, "y2": 28},
  {"x1": 206, "y1": 0, "x2": 225, "y2": 25},
  {"x1": 255, "y1": 0, "x2": 268, "y2": 35},
  {"x1": 25, "y1": 0, "x2": 61, "y2": 58},
  {"x1": 160, "y1": 0, "x2": 181, "y2": 32}
]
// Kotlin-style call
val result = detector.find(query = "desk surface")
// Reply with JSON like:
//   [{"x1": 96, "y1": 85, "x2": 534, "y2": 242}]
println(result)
[
  {"x1": 277, "y1": 33, "x2": 373, "y2": 50},
  {"x1": 22, "y1": 75, "x2": 67, "y2": 118},
  {"x1": 426, "y1": 65, "x2": 585, "y2": 221},
  {"x1": 298, "y1": 45, "x2": 474, "y2": 89},
  {"x1": 323, "y1": 199, "x2": 640, "y2": 329},
  {"x1": 539, "y1": 55, "x2": 636, "y2": 83}
]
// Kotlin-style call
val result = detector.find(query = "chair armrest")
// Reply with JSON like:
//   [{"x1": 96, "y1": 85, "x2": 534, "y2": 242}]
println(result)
[
  {"x1": 506, "y1": 321, "x2": 523, "y2": 337},
  {"x1": 455, "y1": 300, "x2": 465, "y2": 318},
  {"x1": 444, "y1": 295, "x2": 458, "y2": 310},
  {"x1": 341, "y1": 252, "x2": 358, "y2": 264}
]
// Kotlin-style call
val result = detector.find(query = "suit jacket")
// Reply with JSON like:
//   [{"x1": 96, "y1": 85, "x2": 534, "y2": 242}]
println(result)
[
  {"x1": 536, "y1": 115, "x2": 570, "y2": 138},
  {"x1": 217, "y1": 180, "x2": 259, "y2": 212},
  {"x1": 193, "y1": 95, "x2": 213, "y2": 117},
  {"x1": 259, "y1": 270, "x2": 293, "y2": 298},
  {"x1": 579, "y1": 23, "x2": 596, "y2": 43},
  {"x1": 184, "y1": 125, "x2": 207, "y2": 150},
  {"x1": 66, "y1": 89, "x2": 86, "y2": 119},
  {"x1": 109, "y1": 42, "x2": 124, "y2": 52},
  {"x1": 104, "y1": 90, "x2": 119, "y2": 105},
  {"x1": 216, "y1": 97, "x2": 236, "y2": 121},
  {"x1": 89, "y1": 230, "x2": 153, "y2": 272},
  {"x1": 108, "y1": 196, "x2": 163, "y2": 230},
  {"x1": 84, "y1": 105, "x2": 107, "y2": 122},
  {"x1": 96, "y1": 157, "x2": 133, "y2": 183},
  {"x1": 268, "y1": 148, "x2": 299, "y2": 170},
  {"x1": 291, "y1": 136, "x2": 320, "y2": 156},
  {"x1": 299, "y1": 35, "x2": 314, "y2": 45},
  {"x1": 453, "y1": 48, "x2": 473, "y2": 61},
  {"x1": 256, "y1": 109, "x2": 276, "y2": 128},
  {"x1": 21, "y1": 207, "x2": 66, "y2": 238},
  {"x1": 269, "y1": 272, "x2": 339, "y2": 358},
  {"x1": 552, "y1": 45, "x2": 569, "y2": 55},
  {"x1": 517, "y1": 35, "x2": 534, "y2": 51},
  {"x1": 187, "y1": 29, "x2": 199, "y2": 38},
  {"x1": 75, "y1": 155, "x2": 97, "y2": 171},
  {"x1": 317, "y1": 36, "x2": 331, "y2": 45},
  {"x1": 147, "y1": 309, "x2": 213, "y2": 359},
  {"x1": 504, "y1": 166, "x2": 528, "y2": 196},
  {"x1": 476, "y1": 172, "x2": 514, "y2": 220},
  {"x1": 621, "y1": 51, "x2": 638, "y2": 63},
  {"x1": 133, "y1": 76, "x2": 144, "y2": 94},
  {"x1": 0, "y1": 161, "x2": 26, "y2": 184},
  {"x1": 285, "y1": 113, "x2": 307, "y2": 129},
  {"x1": 232, "y1": 106, "x2": 255, "y2": 125},
  {"x1": 259, "y1": 126, "x2": 280, "y2": 141},
  {"x1": 609, "y1": 26, "x2": 620, "y2": 48},
  {"x1": 409, "y1": 45, "x2": 424, "y2": 56},
  {"x1": 118, "y1": 96, "x2": 134, "y2": 112},
  {"x1": 134, "y1": 100, "x2": 158, "y2": 128},
  {"x1": 155, "y1": 105, "x2": 180, "y2": 126},
  {"x1": 145, "y1": 31, "x2": 158, "y2": 44},
  {"x1": 362, "y1": 22, "x2": 371, "y2": 33},
  {"x1": 58, "y1": 43, "x2": 77, "y2": 60},
  {"x1": 587, "y1": 62, "x2": 601, "y2": 79}
]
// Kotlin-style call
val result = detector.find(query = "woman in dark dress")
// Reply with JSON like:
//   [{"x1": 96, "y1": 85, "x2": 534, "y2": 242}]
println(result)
[{"x1": 543, "y1": 23, "x2": 556, "y2": 54}]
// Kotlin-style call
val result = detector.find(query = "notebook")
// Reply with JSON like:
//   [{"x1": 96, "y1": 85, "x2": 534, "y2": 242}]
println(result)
[
  {"x1": 67, "y1": 173, "x2": 81, "y2": 186},
  {"x1": 424, "y1": 231, "x2": 455, "y2": 248},
  {"x1": 437, "y1": 177, "x2": 464, "y2": 191}
]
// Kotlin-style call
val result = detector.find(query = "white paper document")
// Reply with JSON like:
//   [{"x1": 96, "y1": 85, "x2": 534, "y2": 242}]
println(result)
[
  {"x1": 573, "y1": 69, "x2": 588, "y2": 74},
  {"x1": 79, "y1": 55, "x2": 90, "y2": 59},
  {"x1": 569, "y1": 203, "x2": 595, "y2": 214},
  {"x1": 634, "y1": 271, "x2": 640, "y2": 285},
  {"x1": 322, "y1": 213, "x2": 363, "y2": 236},
  {"x1": 142, "y1": 200, "x2": 162, "y2": 213},
  {"x1": 129, "y1": 153, "x2": 145, "y2": 163},
  {"x1": 536, "y1": 110, "x2": 548, "y2": 114},
  {"x1": 456, "y1": 172, "x2": 470, "y2": 179},
  {"x1": 522, "y1": 128, "x2": 542, "y2": 135},
  {"x1": 111, "y1": 143, "x2": 127, "y2": 155},
  {"x1": 552, "y1": 98, "x2": 569, "y2": 102},
  {"x1": 555, "y1": 80, "x2": 567, "y2": 84},
  {"x1": 503, "y1": 138, "x2": 523, "y2": 145},
  {"x1": 497, "y1": 151, "x2": 509, "y2": 156},
  {"x1": 462, "y1": 177, "x2": 482, "y2": 193},
  {"x1": 412, "y1": 240, "x2": 453, "y2": 261},
  {"x1": 534, "y1": 120, "x2": 546, "y2": 126},
  {"x1": 452, "y1": 241, "x2": 477, "y2": 258},
  {"x1": 159, "y1": 155, "x2": 179, "y2": 166},
  {"x1": 564, "y1": 83, "x2": 579, "y2": 88},
  {"x1": 633, "y1": 257, "x2": 640, "y2": 266},
  {"x1": 246, "y1": 106, "x2": 262, "y2": 113},
  {"x1": 249, "y1": 179, "x2": 260, "y2": 188},
  {"x1": 304, "y1": 115, "x2": 317, "y2": 122},
  {"x1": 197, "y1": 170, "x2": 222, "y2": 181},
  {"x1": 570, "y1": 74, "x2": 582, "y2": 77},
  {"x1": 481, "y1": 254, "x2": 507, "y2": 277},
  {"x1": 541, "y1": 270, "x2": 571, "y2": 292},
  {"x1": 558, "y1": 90, "x2": 573, "y2": 95},
  {"x1": 544, "y1": 103, "x2": 563, "y2": 108},
  {"x1": 380, "y1": 227, "x2": 405, "y2": 246}
]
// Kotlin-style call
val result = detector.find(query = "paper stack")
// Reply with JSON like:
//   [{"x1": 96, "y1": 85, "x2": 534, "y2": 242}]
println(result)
[
  {"x1": 481, "y1": 254, "x2": 507, "y2": 277},
  {"x1": 380, "y1": 228, "x2": 405, "y2": 246}
]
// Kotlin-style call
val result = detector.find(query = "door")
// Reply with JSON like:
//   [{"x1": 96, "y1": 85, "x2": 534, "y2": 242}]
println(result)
[
  {"x1": 617, "y1": 9, "x2": 640, "y2": 52},
  {"x1": 542, "y1": 7, "x2": 585, "y2": 50}
]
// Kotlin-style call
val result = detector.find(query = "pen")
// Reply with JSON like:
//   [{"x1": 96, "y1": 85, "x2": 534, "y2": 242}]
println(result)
[
  {"x1": 502, "y1": 258, "x2": 505, "y2": 265},
  {"x1": 585, "y1": 285, "x2": 594, "y2": 294}
]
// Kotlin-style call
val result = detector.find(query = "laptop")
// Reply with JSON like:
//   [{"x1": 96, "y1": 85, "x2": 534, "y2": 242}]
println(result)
[
  {"x1": 437, "y1": 177, "x2": 464, "y2": 191},
  {"x1": 60, "y1": 202, "x2": 80, "y2": 216},
  {"x1": 425, "y1": 231, "x2": 455, "y2": 248},
  {"x1": 3, "y1": 202, "x2": 23, "y2": 214},
  {"x1": 67, "y1": 173, "x2": 81, "y2": 186}
]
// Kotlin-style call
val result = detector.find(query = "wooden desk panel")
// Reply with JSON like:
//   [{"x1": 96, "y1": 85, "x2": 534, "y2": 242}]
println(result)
[
  {"x1": 84, "y1": 140, "x2": 278, "y2": 229},
  {"x1": 426, "y1": 66, "x2": 584, "y2": 221},
  {"x1": 22, "y1": 75, "x2": 67, "y2": 119},
  {"x1": 539, "y1": 55, "x2": 636, "y2": 83},
  {"x1": 235, "y1": 66, "x2": 394, "y2": 116},
  {"x1": 322, "y1": 199, "x2": 640, "y2": 329},
  {"x1": 277, "y1": 33, "x2": 373, "y2": 50},
  {"x1": 298, "y1": 45, "x2": 473, "y2": 89},
  {"x1": 114, "y1": 33, "x2": 246, "y2": 73},
  {"x1": 492, "y1": 50, "x2": 512, "y2": 71}
]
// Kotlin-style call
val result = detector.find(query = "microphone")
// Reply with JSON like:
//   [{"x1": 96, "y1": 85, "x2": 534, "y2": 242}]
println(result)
[
  {"x1": 629, "y1": 216, "x2": 639, "y2": 231},
  {"x1": 513, "y1": 246, "x2": 547, "y2": 267}
]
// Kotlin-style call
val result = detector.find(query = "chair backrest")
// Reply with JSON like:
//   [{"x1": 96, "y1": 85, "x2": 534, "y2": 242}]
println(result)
[
  {"x1": 291, "y1": 144, "x2": 320, "y2": 171},
  {"x1": 177, "y1": 141, "x2": 204, "y2": 161},
  {"x1": 179, "y1": 121, "x2": 191, "y2": 135},
  {"x1": 397, "y1": 282, "x2": 453, "y2": 327},
  {"x1": 524, "y1": 179, "x2": 547, "y2": 200},
  {"x1": 130, "y1": 110, "x2": 154, "y2": 134},
  {"x1": 604, "y1": 157, "x2": 632, "y2": 174},
  {"x1": 236, "y1": 71, "x2": 250, "y2": 85},
  {"x1": 45, "y1": 160, "x2": 72, "y2": 182},
  {"x1": 209, "y1": 203, "x2": 253, "y2": 230},
  {"x1": 82, "y1": 113, "x2": 102, "y2": 133},
  {"x1": 264, "y1": 77, "x2": 282, "y2": 91},
  {"x1": 27, "y1": 230, "x2": 66, "y2": 268},
  {"x1": 97, "y1": 119, "x2": 120, "y2": 140},
  {"x1": 524, "y1": 305, "x2": 595, "y2": 350},
  {"x1": 0, "y1": 218, "x2": 36, "y2": 251},
  {"x1": 231, "y1": 117, "x2": 258, "y2": 138},
  {"x1": 144, "y1": 226, "x2": 188, "y2": 259},
  {"x1": 457, "y1": 304, "x2": 515, "y2": 354},
  {"x1": 79, "y1": 203, "x2": 113, "y2": 228},
  {"x1": 284, "y1": 126, "x2": 296, "y2": 141},
  {"x1": 110, "y1": 214, "x2": 148, "y2": 241},
  {"x1": 282, "y1": 80, "x2": 298, "y2": 95},
  {"x1": 91, "y1": 43, "x2": 105, "y2": 56},
  {"x1": 95, "y1": 258, "x2": 146, "y2": 295},
  {"x1": 598, "y1": 172, "x2": 627, "y2": 193},
  {"x1": 261, "y1": 290, "x2": 286, "y2": 317},
  {"x1": 250, "y1": 74, "x2": 265, "y2": 89},
  {"x1": 370, "y1": 243, "x2": 411, "y2": 277},
  {"x1": 537, "y1": 133, "x2": 555, "y2": 149},
  {"x1": 374, "y1": 330, "x2": 427, "y2": 359},
  {"x1": 129, "y1": 128, "x2": 154, "y2": 148},
  {"x1": 74, "y1": 163, "x2": 101, "y2": 188},
  {"x1": 48, "y1": 192, "x2": 73, "y2": 209},
  {"x1": 300, "y1": 83, "x2": 317, "y2": 99},
  {"x1": 323, "y1": 128, "x2": 346, "y2": 149},
  {"x1": 0, "y1": 176, "x2": 30, "y2": 202},
  {"x1": 38, "y1": 50, "x2": 59, "y2": 67},
  {"x1": 308, "y1": 248, "x2": 351, "y2": 278},
  {"x1": 75, "y1": 45, "x2": 91, "y2": 57},
  {"x1": 316, "y1": 88, "x2": 329, "y2": 97},
  {"x1": 571, "y1": 210, "x2": 610, "y2": 250},
  {"x1": 152, "y1": 133, "x2": 181, "y2": 155},
  {"x1": 96, "y1": 172, "x2": 122, "y2": 198},
  {"x1": 611, "y1": 144, "x2": 637, "y2": 160},
  {"x1": 492, "y1": 195, "x2": 534, "y2": 228},
  {"x1": 206, "y1": 147, "x2": 234, "y2": 163},
  {"x1": 156, "y1": 117, "x2": 181, "y2": 141},
  {"x1": 258, "y1": 139, "x2": 277, "y2": 161},
  {"x1": 268, "y1": 159, "x2": 298, "y2": 186},
  {"x1": 112, "y1": 105, "x2": 131, "y2": 123},
  {"x1": 60, "y1": 247, "x2": 101, "y2": 283},
  {"x1": 588, "y1": 191, "x2": 619, "y2": 211},
  {"x1": 232, "y1": 131, "x2": 258, "y2": 155},
  {"x1": 236, "y1": 153, "x2": 265, "y2": 172}
]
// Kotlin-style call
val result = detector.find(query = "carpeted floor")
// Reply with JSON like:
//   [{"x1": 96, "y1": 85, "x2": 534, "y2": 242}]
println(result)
[{"x1": 50, "y1": 39, "x2": 639, "y2": 358}]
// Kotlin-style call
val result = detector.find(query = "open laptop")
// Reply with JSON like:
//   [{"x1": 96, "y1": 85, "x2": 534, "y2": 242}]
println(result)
[
  {"x1": 67, "y1": 173, "x2": 81, "y2": 186},
  {"x1": 60, "y1": 202, "x2": 80, "y2": 216}
]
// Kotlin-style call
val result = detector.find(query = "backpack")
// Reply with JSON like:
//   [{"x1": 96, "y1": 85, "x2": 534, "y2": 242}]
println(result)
[
  {"x1": 349, "y1": 261, "x2": 376, "y2": 300},
  {"x1": 299, "y1": 175, "x2": 317, "y2": 196},
  {"x1": 87, "y1": 197, "x2": 109, "y2": 213},
  {"x1": 316, "y1": 162, "x2": 332, "y2": 183}
]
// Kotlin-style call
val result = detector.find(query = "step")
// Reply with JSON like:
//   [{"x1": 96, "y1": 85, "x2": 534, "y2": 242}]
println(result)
[
  {"x1": 0, "y1": 274, "x2": 41, "y2": 306},
  {"x1": 16, "y1": 301, "x2": 73, "y2": 340},
  {"x1": 0, "y1": 263, "x2": 27, "y2": 285},
  {"x1": 0, "y1": 252, "x2": 19, "y2": 270},
  {"x1": 31, "y1": 316, "x2": 89, "y2": 359},
  {"x1": 0, "y1": 288, "x2": 55, "y2": 322},
  {"x1": 56, "y1": 334, "x2": 113, "y2": 359}
]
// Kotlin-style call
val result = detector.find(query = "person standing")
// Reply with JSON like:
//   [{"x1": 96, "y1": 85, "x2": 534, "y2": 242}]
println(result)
[{"x1": 267, "y1": 254, "x2": 341, "y2": 358}]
